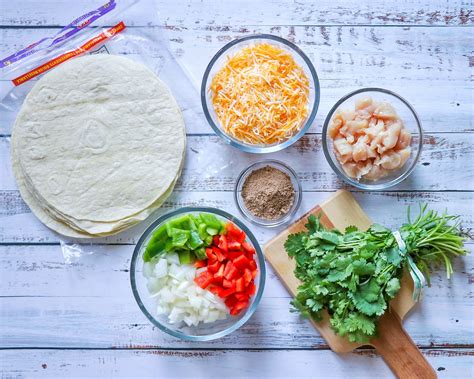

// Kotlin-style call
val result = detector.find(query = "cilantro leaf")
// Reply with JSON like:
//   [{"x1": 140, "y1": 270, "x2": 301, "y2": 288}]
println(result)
[
  {"x1": 327, "y1": 266, "x2": 352, "y2": 282},
  {"x1": 351, "y1": 291, "x2": 387, "y2": 316},
  {"x1": 285, "y1": 233, "x2": 305, "y2": 257},
  {"x1": 352, "y1": 259, "x2": 376, "y2": 276},
  {"x1": 318, "y1": 231, "x2": 341, "y2": 245},
  {"x1": 306, "y1": 298, "x2": 324, "y2": 313},
  {"x1": 356, "y1": 278, "x2": 381, "y2": 303},
  {"x1": 385, "y1": 277, "x2": 401, "y2": 298},
  {"x1": 370, "y1": 224, "x2": 390, "y2": 235},
  {"x1": 358, "y1": 243, "x2": 377, "y2": 260},
  {"x1": 345, "y1": 313, "x2": 376, "y2": 335},
  {"x1": 384, "y1": 246, "x2": 403, "y2": 266},
  {"x1": 347, "y1": 279, "x2": 387, "y2": 316},
  {"x1": 305, "y1": 215, "x2": 320, "y2": 234},
  {"x1": 345, "y1": 225, "x2": 359, "y2": 234}
]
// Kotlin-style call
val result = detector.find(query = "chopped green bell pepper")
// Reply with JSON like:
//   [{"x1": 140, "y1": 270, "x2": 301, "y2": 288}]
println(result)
[
  {"x1": 198, "y1": 223, "x2": 208, "y2": 240},
  {"x1": 188, "y1": 230, "x2": 204, "y2": 250},
  {"x1": 199, "y1": 213, "x2": 222, "y2": 230},
  {"x1": 170, "y1": 228, "x2": 190, "y2": 247},
  {"x1": 142, "y1": 212, "x2": 227, "y2": 263},
  {"x1": 178, "y1": 250, "x2": 192, "y2": 265},
  {"x1": 205, "y1": 235, "x2": 213, "y2": 246},
  {"x1": 206, "y1": 227, "x2": 219, "y2": 236},
  {"x1": 194, "y1": 247, "x2": 207, "y2": 260}
]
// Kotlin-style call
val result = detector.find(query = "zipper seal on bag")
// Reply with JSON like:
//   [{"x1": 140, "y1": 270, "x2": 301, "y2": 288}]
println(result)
[{"x1": 0, "y1": 0, "x2": 117, "y2": 68}]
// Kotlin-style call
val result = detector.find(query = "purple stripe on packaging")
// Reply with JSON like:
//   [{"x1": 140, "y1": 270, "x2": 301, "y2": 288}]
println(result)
[{"x1": 0, "y1": 0, "x2": 116, "y2": 68}]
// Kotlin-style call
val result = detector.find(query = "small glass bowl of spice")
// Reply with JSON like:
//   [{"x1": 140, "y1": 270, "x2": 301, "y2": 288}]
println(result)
[{"x1": 234, "y1": 160, "x2": 302, "y2": 227}]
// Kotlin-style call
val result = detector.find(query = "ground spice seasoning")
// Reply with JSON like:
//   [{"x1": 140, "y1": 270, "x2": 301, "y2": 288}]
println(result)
[{"x1": 241, "y1": 165, "x2": 295, "y2": 220}]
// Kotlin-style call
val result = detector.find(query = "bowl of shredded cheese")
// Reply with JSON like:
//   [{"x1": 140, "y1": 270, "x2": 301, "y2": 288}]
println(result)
[{"x1": 201, "y1": 34, "x2": 320, "y2": 153}]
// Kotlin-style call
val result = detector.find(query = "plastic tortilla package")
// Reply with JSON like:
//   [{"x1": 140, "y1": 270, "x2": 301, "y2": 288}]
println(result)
[
  {"x1": 0, "y1": 0, "x2": 205, "y2": 259},
  {"x1": 0, "y1": 0, "x2": 202, "y2": 129}
]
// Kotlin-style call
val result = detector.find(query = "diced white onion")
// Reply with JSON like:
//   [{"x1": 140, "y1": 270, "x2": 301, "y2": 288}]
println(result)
[
  {"x1": 153, "y1": 259, "x2": 168, "y2": 279},
  {"x1": 143, "y1": 262, "x2": 154, "y2": 279},
  {"x1": 145, "y1": 253, "x2": 228, "y2": 327}
]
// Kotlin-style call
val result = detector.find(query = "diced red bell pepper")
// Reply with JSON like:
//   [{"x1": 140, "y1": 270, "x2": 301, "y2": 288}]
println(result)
[
  {"x1": 243, "y1": 268, "x2": 253, "y2": 286},
  {"x1": 194, "y1": 260, "x2": 207, "y2": 269},
  {"x1": 235, "y1": 277, "x2": 245, "y2": 293},
  {"x1": 223, "y1": 261, "x2": 232, "y2": 277},
  {"x1": 206, "y1": 248, "x2": 216, "y2": 262},
  {"x1": 209, "y1": 285, "x2": 224, "y2": 296},
  {"x1": 223, "y1": 261, "x2": 239, "y2": 280},
  {"x1": 218, "y1": 235, "x2": 228, "y2": 252},
  {"x1": 213, "y1": 235, "x2": 220, "y2": 246},
  {"x1": 235, "y1": 293, "x2": 249, "y2": 301},
  {"x1": 225, "y1": 295, "x2": 238, "y2": 308},
  {"x1": 226, "y1": 222, "x2": 246, "y2": 243},
  {"x1": 228, "y1": 250, "x2": 244, "y2": 261},
  {"x1": 242, "y1": 241, "x2": 255, "y2": 254},
  {"x1": 226, "y1": 222, "x2": 241, "y2": 235},
  {"x1": 223, "y1": 278, "x2": 233, "y2": 288},
  {"x1": 230, "y1": 300, "x2": 249, "y2": 315},
  {"x1": 251, "y1": 269, "x2": 258, "y2": 279},
  {"x1": 246, "y1": 282, "x2": 256, "y2": 296},
  {"x1": 227, "y1": 240, "x2": 241, "y2": 251},
  {"x1": 248, "y1": 260, "x2": 257, "y2": 271},
  {"x1": 214, "y1": 264, "x2": 225, "y2": 281},
  {"x1": 194, "y1": 271, "x2": 213, "y2": 289},
  {"x1": 236, "y1": 233, "x2": 246, "y2": 244},
  {"x1": 212, "y1": 246, "x2": 225, "y2": 262},
  {"x1": 207, "y1": 260, "x2": 220, "y2": 274},
  {"x1": 233, "y1": 254, "x2": 250, "y2": 270},
  {"x1": 218, "y1": 284, "x2": 236, "y2": 298}
]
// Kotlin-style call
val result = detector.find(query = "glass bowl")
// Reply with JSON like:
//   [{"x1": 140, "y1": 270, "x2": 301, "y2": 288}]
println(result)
[
  {"x1": 130, "y1": 207, "x2": 266, "y2": 341},
  {"x1": 322, "y1": 88, "x2": 423, "y2": 190},
  {"x1": 234, "y1": 160, "x2": 302, "y2": 227},
  {"x1": 201, "y1": 34, "x2": 320, "y2": 154}
]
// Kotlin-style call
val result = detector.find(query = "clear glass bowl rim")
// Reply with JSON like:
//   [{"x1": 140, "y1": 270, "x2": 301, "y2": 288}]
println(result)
[
  {"x1": 322, "y1": 87, "x2": 423, "y2": 190},
  {"x1": 130, "y1": 206, "x2": 267, "y2": 341},
  {"x1": 201, "y1": 33, "x2": 321, "y2": 154},
  {"x1": 234, "y1": 159, "x2": 302, "y2": 227}
]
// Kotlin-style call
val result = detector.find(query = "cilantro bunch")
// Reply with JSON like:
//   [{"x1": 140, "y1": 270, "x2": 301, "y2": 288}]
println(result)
[{"x1": 285, "y1": 205, "x2": 467, "y2": 343}]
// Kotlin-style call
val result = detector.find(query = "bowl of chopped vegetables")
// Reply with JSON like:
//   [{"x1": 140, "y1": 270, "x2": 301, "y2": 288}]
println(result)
[
  {"x1": 130, "y1": 207, "x2": 266, "y2": 341},
  {"x1": 201, "y1": 34, "x2": 320, "y2": 153}
]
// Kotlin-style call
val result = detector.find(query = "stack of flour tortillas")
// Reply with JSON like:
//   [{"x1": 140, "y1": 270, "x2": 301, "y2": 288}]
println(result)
[{"x1": 11, "y1": 55, "x2": 186, "y2": 238}]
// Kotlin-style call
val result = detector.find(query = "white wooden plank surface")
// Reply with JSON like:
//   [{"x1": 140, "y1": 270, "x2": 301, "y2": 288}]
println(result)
[
  {"x1": 0, "y1": 0, "x2": 472, "y2": 27},
  {"x1": 0, "y1": 0, "x2": 473, "y2": 378},
  {"x1": 3, "y1": 349, "x2": 473, "y2": 379}
]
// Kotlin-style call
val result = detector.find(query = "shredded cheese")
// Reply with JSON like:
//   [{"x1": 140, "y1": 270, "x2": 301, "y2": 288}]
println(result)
[{"x1": 210, "y1": 43, "x2": 310, "y2": 145}]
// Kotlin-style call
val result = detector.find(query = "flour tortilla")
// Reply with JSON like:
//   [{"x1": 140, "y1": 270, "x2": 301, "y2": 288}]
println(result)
[
  {"x1": 14, "y1": 135, "x2": 185, "y2": 236},
  {"x1": 14, "y1": 151, "x2": 179, "y2": 237},
  {"x1": 14, "y1": 149, "x2": 180, "y2": 237},
  {"x1": 12, "y1": 54, "x2": 186, "y2": 237},
  {"x1": 12, "y1": 149, "x2": 92, "y2": 238},
  {"x1": 14, "y1": 54, "x2": 185, "y2": 222}
]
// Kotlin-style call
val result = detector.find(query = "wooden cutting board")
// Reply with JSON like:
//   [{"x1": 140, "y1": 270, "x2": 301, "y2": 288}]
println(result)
[{"x1": 264, "y1": 190, "x2": 436, "y2": 379}]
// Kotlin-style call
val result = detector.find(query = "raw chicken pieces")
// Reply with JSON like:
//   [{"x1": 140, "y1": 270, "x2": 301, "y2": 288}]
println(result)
[{"x1": 329, "y1": 97, "x2": 412, "y2": 181}]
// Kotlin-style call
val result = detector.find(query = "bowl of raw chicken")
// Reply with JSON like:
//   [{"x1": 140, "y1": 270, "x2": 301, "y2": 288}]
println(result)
[{"x1": 322, "y1": 88, "x2": 423, "y2": 190}]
